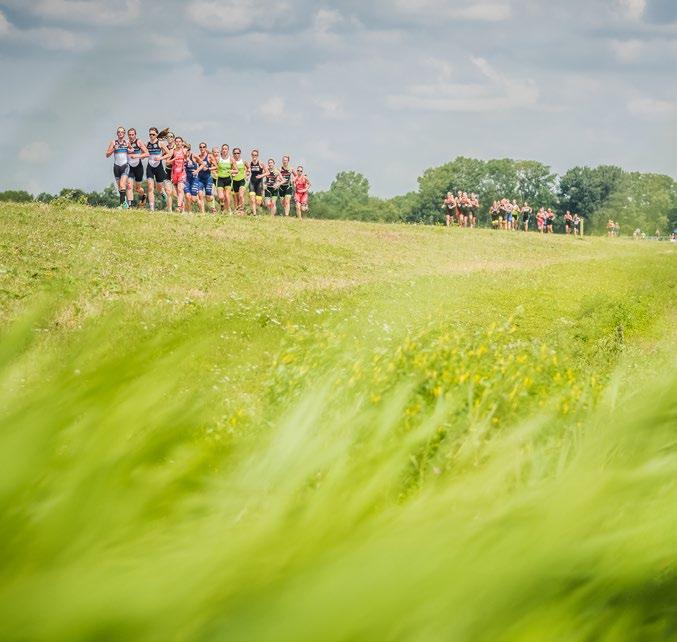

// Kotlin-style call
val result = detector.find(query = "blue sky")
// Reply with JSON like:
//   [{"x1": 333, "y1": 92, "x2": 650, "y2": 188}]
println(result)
[{"x1": 0, "y1": 0, "x2": 675, "y2": 197}]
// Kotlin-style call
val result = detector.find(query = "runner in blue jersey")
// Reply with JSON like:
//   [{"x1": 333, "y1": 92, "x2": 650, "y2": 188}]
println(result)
[
  {"x1": 183, "y1": 143, "x2": 199, "y2": 213},
  {"x1": 194, "y1": 142, "x2": 216, "y2": 214}
]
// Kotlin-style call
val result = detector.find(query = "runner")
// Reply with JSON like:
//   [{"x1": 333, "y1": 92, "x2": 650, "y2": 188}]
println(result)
[
  {"x1": 263, "y1": 158, "x2": 280, "y2": 216},
  {"x1": 248, "y1": 149, "x2": 265, "y2": 216},
  {"x1": 469, "y1": 193, "x2": 479, "y2": 228},
  {"x1": 230, "y1": 148, "x2": 248, "y2": 214},
  {"x1": 521, "y1": 202, "x2": 532, "y2": 231},
  {"x1": 163, "y1": 132, "x2": 176, "y2": 205},
  {"x1": 145, "y1": 126, "x2": 170, "y2": 212},
  {"x1": 536, "y1": 207, "x2": 546, "y2": 233},
  {"x1": 195, "y1": 142, "x2": 216, "y2": 214},
  {"x1": 183, "y1": 143, "x2": 199, "y2": 212},
  {"x1": 443, "y1": 192, "x2": 456, "y2": 227},
  {"x1": 573, "y1": 213, "x2": 581, "y2": 237},
  {"x1": 126, "y1": 128, "x2": 148, "y2": 208},
  {"x1": 564, "y1": 210, "x2": 573, "y2": 235},
  {"x1": 105, "y1": 126, "x2": 131, "y2": 208},
  {"x1": 278, "y1": 155, "x2": 296, "y2": 217},
  {"x1": 293, "y1": 166, "x2": 311, "y2": 218},
  {"x1": 216, "y1": 144, "x2": 233, "y2": 214},
  {"x1": 163, "y1": 135, "x2": 187, "y2": 212},
  {"x1": 546, "y1": 208, "x2": 555, "y2": 233}
]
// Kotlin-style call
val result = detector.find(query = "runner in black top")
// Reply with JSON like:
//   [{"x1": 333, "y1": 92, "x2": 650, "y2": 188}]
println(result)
[
  {"x1": 278, "y1": 155, "x2": 296, "y2": 217},
  {"x1": 248, "y1": 149, "x2": 264, "y2": 216}
]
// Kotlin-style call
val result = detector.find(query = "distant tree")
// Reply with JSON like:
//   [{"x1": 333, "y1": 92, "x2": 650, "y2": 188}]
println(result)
[
  {"x1": 558, "y1": 165, "x2": 624, "y2": 229},
  {"x1": 0, "y1": 190, "x2": 33, "y2": 203},
  {"x1": 87, "y1": 184, "x2": 119, "y2": 208},
  {"x1": 596, "y1": 172, "x2": 677, "y2": 235},
  {"x1": 514, "y1": 160, "x2": 558, "y2": 209},
  {"x1": 36, "y1": 192, "x2": 55, "y2": 203}
]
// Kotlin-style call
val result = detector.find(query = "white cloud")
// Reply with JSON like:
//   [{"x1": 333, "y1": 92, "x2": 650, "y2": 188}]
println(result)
[
  {"x1": 22, "y1": 27, "x2": 94, "y2": 51},
  {"x1": 258, "y1": 96, "x2": 289, "y2": 123},
  {"x1": 628, "y1": 97, "x2": 675, "y2": 118},
  {"x1": 314, "y1": 98, "x2": 347, "y2": 120},
  {"x1": 0, "y1": 11, "x2": 92, "y2": 51},
  {"x1": 147, "y1": 34, "x2": 191, "y2": 63},
  {"x1": 610, "y1": 39, "x2": 644, "y2": 62},
  {"x1": 28, "y1": 0, "x2": 140, "y2": 26},
  {"x1": 617, "y1": 0, "x2": 646, "y2": 21},
  {"x1": 186, "y1": 0, "x2": 292, "y2": 33},
  {"x1": 388, "y1": 56, "x2": 538, "y2": 112},
  {"x1": 0, "y1": 10, "x2": 11, "y2": 36},
  {"x1": 20, "y1": 142, "x2": 53, "y2": 163},
  {"x1": 390, "y1": 1, "x2": 511, "y2": 22}
]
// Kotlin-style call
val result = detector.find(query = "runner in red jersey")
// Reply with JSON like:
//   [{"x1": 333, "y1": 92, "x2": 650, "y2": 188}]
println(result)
[
  {"x1": 293, "y1": 166, "x2": 311, "y2": 218},
  {"x1": 163, "y1": 136, "x2": 187, "y2": 212}
]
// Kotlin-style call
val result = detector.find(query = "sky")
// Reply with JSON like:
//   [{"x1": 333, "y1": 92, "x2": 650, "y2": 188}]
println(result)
[{"x1": 0, "y1": 0, "x2": 675, "y2": 198}]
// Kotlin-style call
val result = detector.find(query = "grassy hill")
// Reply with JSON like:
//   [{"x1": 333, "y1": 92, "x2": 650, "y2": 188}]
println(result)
[{"x1": 1, "y1": 203, "x2": 676, "y2": 641}]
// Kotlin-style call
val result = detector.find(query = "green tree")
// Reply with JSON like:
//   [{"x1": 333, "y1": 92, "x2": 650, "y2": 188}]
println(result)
[
  {"x1": 597, "y1": 172, "x2": 677, "y2": 235},
  {"x1": 558, "y1": 165, "x2": 624, "y2": 229},
  {"x1": 0, "y1": 190, "x2": 33, "y2": 203}
]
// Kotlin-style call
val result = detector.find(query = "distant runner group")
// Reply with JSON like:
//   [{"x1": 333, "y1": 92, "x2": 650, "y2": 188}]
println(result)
[
  {"x1": 443, "y1": 193, "x2": 582, "y2": 235},
  {"x1": 105, "y1": 126, "x2": 311, "y2": 217}
]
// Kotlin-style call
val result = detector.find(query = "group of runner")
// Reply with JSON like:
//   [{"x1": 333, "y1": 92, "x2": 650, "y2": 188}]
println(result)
[
  {"x1": 443, "y1": 194, "x2": 582, "y2": 234},
  {"x1": 442, "y1": 192, "x2": 481, "y2": 227},
  {"x1": 105, "y1": 126, "x2": 311, "y2": 217}
]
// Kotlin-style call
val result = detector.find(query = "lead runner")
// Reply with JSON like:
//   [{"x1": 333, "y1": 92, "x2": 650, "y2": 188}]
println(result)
[{"x1": 105, "y1": 126, "x2": 131, "y2": 209}]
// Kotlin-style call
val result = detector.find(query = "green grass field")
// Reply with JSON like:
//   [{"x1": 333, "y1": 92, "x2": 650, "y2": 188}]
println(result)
[{"x1": 1, "y1": 202, "x2": 676, "y2": 641}]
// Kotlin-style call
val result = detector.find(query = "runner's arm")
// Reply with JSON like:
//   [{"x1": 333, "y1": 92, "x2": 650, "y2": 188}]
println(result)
[{"x1": 105, "y1": 141, "x2": 115, "y2": 158}]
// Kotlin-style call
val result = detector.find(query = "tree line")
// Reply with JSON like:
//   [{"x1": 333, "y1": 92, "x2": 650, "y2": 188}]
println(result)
[{"x1": 3, "y1": 157, "x2": 676, "y2": 234}]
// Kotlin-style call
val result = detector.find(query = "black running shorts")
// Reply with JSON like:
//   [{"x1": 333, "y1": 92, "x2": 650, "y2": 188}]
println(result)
[
  {"x1": 129, "y1": 163, "x2": 144, "y2": 182},
  {"x1": 113, "y1": 164, "x2": 129, "y2": 179},
  {"x1": 146, "y1": 163, "x2": 167, "y2": 182}
]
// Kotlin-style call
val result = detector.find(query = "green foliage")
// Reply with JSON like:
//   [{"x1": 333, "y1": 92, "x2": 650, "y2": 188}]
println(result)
[
  {"x1": 595, "y1": 172, "x2": 677, "y2": 235},
  {"x1": 0, "y1": 190, "x2": 33, "y2": 203},
  {"x1": 0, "y1": 201, "x2": 676, "y2": 641},
  {"x1": 558, "y1": 165, "x2": 624, "y2": 221}
]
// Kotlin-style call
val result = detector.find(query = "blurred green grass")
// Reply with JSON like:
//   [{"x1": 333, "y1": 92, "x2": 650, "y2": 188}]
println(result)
[{"x1": 0, "y1": 203, "x2": 675, "y2": 641}]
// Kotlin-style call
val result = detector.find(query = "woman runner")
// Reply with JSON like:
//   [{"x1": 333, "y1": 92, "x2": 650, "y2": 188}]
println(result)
[
  {"x1": 521, "y1": 203, "x2": 532, "y2": 231},
  {"x1": 293, "y1": 166, "x2": 311, "y2": 218},
  {"x1": 248, "y1": 149, "x2": 265, "y2": 216},
  {"x1": 230, "y1": 148, "x2": 248, "y2": 214},
  {"x1": 263, "y1": 158, "x2": 281, "y2": 216},
  {"x1": 105, "y1": 126, "x2": 131, "y2": 208},
  {"x1": 145, "y1": 126, "x2": 170, "y2": 212},
  {"x1": 216, "y1": 144, "x2": 232, "y2": 214},
  {"x1": 278, "y1": 156, "x2": 296, "y2": 217},
  {"x1": 195, "y1": 142, "x2": 216, "y2": 214},
  {"x1": 163, "y1": 132, "x2": 176, "y2": 204},
  {"x1": 183, "y1": 143, "x2": 199, "y2": 212},
  {"x1": 163, "y1": 136, "x2": 187, "y2": 212},
  {"x1": 443, "y1": 192, "x2": 456, "y2": 227},
  {"x1": 126, "y1": 128, "x2": 148, "y2": 208}
]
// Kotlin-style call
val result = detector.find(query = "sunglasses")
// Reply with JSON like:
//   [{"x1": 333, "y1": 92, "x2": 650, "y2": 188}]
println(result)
[
  {"x1": 199, "y1": 145, "x2": 207, "y2": 149},
  {"x1": 149, "y1": 132, "x2": 157, "y2": 136}
]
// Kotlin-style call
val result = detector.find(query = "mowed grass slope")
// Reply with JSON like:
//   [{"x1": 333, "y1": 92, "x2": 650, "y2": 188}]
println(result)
[{"x1": 1, "y1": 202, "x2": 676, "y2": 642}]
